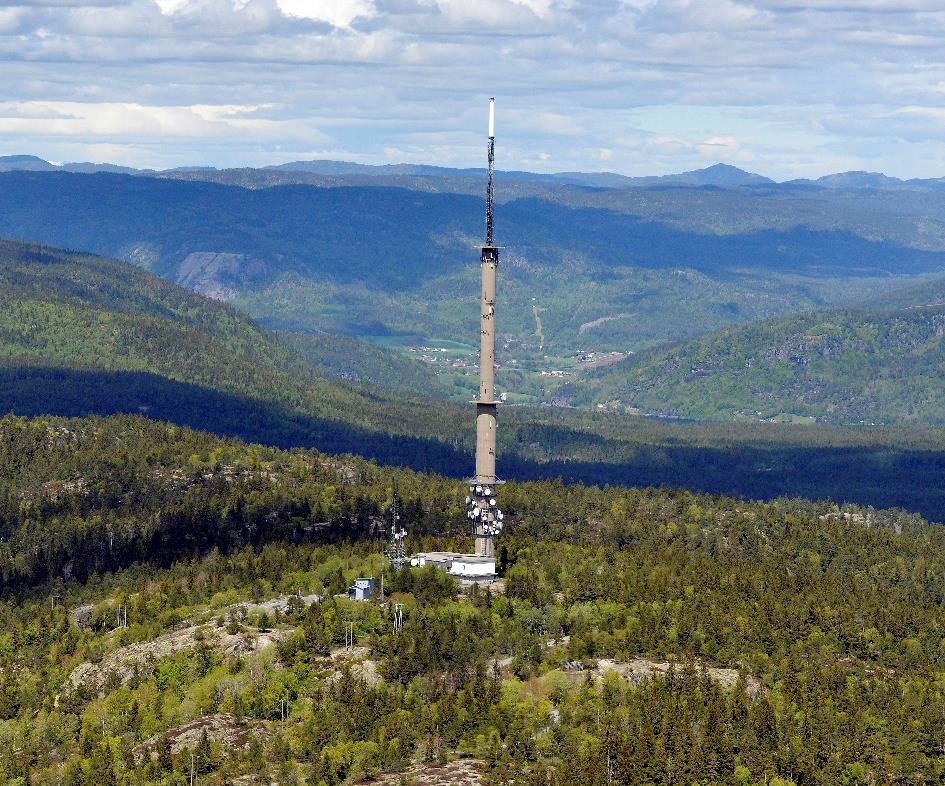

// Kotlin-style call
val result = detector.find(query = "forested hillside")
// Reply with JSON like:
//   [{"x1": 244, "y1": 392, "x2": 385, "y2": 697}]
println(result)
[
  {"x1": 279, "y1": 331, "x2": 451, "y2": 398},
  {"x1": 575, "y1": 294, "x2": 945, "y2": 425},
  {"x1": 0, "y1": 239, "x2": 463, "y2": 460},
  {"x1": 0, "y1": 170, "x2": 936, "y2": 369},
  {"x1": 1, "y1": 413, "x2": 944, "y2": 784},
  {"x1": 11, "y1": 239, "x2": 945, "y2": 520}
]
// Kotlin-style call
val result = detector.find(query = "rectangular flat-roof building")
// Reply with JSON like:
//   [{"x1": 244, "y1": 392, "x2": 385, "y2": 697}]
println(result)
[{"x1": 411, "y1": 552, "x2": 496, "y2": 582}]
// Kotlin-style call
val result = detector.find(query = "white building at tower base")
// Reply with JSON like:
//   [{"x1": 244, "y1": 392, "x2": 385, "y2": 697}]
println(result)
[{"x1": 410, "y1": 551, "x2": 497, "y2": 582}]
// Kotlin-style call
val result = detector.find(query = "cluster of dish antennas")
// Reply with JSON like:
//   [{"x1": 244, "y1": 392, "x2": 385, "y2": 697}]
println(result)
[
  {"x1": 465, "y1": 484, "x2": 504, "y2": 535},
  {"x1": 388, "y1": 513, "x2": 408, "y2": 567}
]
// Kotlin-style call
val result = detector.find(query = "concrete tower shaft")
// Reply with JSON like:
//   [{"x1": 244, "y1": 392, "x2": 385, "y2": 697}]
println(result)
[
  {"x1": 474, "y1": 244, "x2": 499, "y2": 557},
  {"x1": 467, "y1": 97, "x2": 503, "y2": 559}
]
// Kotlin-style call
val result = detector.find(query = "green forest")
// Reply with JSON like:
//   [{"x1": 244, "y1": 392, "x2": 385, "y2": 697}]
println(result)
[
  {"x1": 577, "y1": 297, "x2": 945, "y2": 425},
  {"x1": 0, "y1": 412, "x2": 944, "y2": 785},
  {"x1": 8, "y1": 238, "x2": 945, "y2": 521},
  {"x1": 0, "y1": 169, "x2": 936, "y2": 363}
]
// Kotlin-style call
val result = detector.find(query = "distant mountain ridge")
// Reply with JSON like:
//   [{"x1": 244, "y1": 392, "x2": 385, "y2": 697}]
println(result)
[
  {"x1": 0, "y1": 154, "x2": 140, "y2": 174},
  {"x1": 6, "y1": 152, "x2": 944, "y2": 191},
  {"x1": 7, "y1": 153, "x2": 776, "y2": 188},
  {"x1": 789, "y1": 171, "x2": 945, "y2": 191},
  {"x1": 598, "y1": 162, "x2": 774, "y2": 188},
  {"x1": 0, "y1": 154, "x2": 59, "y2": 171},
  {"x1": 266, "y1": 160, "x2": 774, "y2": 188}
]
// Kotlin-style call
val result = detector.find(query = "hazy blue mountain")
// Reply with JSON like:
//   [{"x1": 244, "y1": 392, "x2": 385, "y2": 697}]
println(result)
[
  {"x1": 267, "y1": 158, "x2": 585, "y2": 184},
  {"x1": 0, "y1": 154, "x2": 143, "y2": 174},
  {"x1": 611, "y1": 163, "x2": 774, "y2": 188},
  {"x1": 62, "y1": 161, "x2": 141, "y2": 174},
  {"x1": 786, "y1": 171, "x2": 945, "y2": 191},
  {"x1": 265, "y1": 160, "x2": 773, "y2": 189},
  {"x1": 0, "y1": 152, "x2": 775, "y2": 190},
  {"x1": 267, "y1": 159, "x2": 482, "y2": 177},
  {"x1": 816, "y1": 171, "x2": 910, "y2": 189},
  {"x1": 0, "y1": 154, "x2": 58, "y2": 171},
  {"x1": 3, "y1": 168, "x2": 945, "y2": 411},
  {"x1": 8, "y1": 149, "x2": 945, "y2": 192}
]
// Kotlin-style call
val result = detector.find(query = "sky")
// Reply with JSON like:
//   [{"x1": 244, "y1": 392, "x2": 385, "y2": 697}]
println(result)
[{"x1": 2, "y1": 0, "x2": 945, "y2": 179}]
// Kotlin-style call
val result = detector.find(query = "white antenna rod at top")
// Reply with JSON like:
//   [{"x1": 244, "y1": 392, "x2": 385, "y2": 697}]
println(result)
[{"x1": 485, "y1": 98, "x2": 495, "y2": 245}]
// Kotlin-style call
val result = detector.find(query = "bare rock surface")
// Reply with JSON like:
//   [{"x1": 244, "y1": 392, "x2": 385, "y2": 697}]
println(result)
[
  {"x1": 69, "y1": 603, "x2": 95, "y2": 628},
  {"x1": 67, "y1": 624, "x2": 288, "y2": 694},
  {"x1": 592, "y1": 657, "x2": 762, "y2": 696},
  {"x1": 353, "y1": 759, "x2": 487, "y2": 785},
  {"x1": 243, "y1": 593, "x2": 321, "y2": 616},
  {"x1": 348, "y1": 657, "x2": 381, "y2": 686},
  {"x1": 133, "y1": 713, "x2": 272, "y2": 764},
  {"x1": 330, "y1": 645, "x2": 371, "y2": 661},
  {"x1": 175, "y1": 252, "x2": 268, "y2": 301},
  {"x1": 325, "y1": 645, "x2": 381, "y2": 687}
]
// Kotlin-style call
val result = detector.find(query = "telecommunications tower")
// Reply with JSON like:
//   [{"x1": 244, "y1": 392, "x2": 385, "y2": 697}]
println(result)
[
  {"x1": 387, "y1": 488, "x2": 407, "y2": 569},
  {"x1": 465, "y1": 98, "x2": 504, "y2": 558}
]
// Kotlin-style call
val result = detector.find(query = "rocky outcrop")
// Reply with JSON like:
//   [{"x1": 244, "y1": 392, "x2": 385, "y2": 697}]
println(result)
[
  {"x1": 66, "y1": 624, "x2": 288, "y2": 695},
  {"x1": 133, "y1": 714, "x2": 272, "y2": 764},
  {"x1": 175, "y1": 252, "x2": 268, "y2": 301}
]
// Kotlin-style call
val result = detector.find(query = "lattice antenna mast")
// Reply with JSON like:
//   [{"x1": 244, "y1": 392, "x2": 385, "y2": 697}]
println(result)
[
  {"x1": 387, "y1": 482, "x2": 407, "y2": 568},
  {"x1": 467, "y1": 97, "x2": 504, "y2": 558},
  {"x1": 486, "y1": 99, "x2": 495, "y2": 246}
]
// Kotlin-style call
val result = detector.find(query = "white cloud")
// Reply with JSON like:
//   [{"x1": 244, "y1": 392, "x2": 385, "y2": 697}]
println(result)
[
  {"x1": 0, "y1": 0, "x2": 944, "y2": 177},
  {"x1": 154, "y1": 0, "x2": 188, "y2": 14},
  {"x1": 277, "y1": 0, "x2": 375, "y2": 27},
  {"x1": 0, "y1": 100, "x2": 329, "y2": 143}
]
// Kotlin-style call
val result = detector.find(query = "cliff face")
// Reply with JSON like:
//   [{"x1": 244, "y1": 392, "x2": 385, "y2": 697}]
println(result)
[{"x1": 175, "y1": 252, "x2": 269, "y2": 302}]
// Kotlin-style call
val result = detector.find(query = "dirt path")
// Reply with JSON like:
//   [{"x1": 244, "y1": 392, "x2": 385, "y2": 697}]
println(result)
[
  {"x1": 578, "y1": 312, "x2": 635, "y2": 334},
  {"x1": 532, "y1": 304, "x2": 545, "y2": 350}
]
